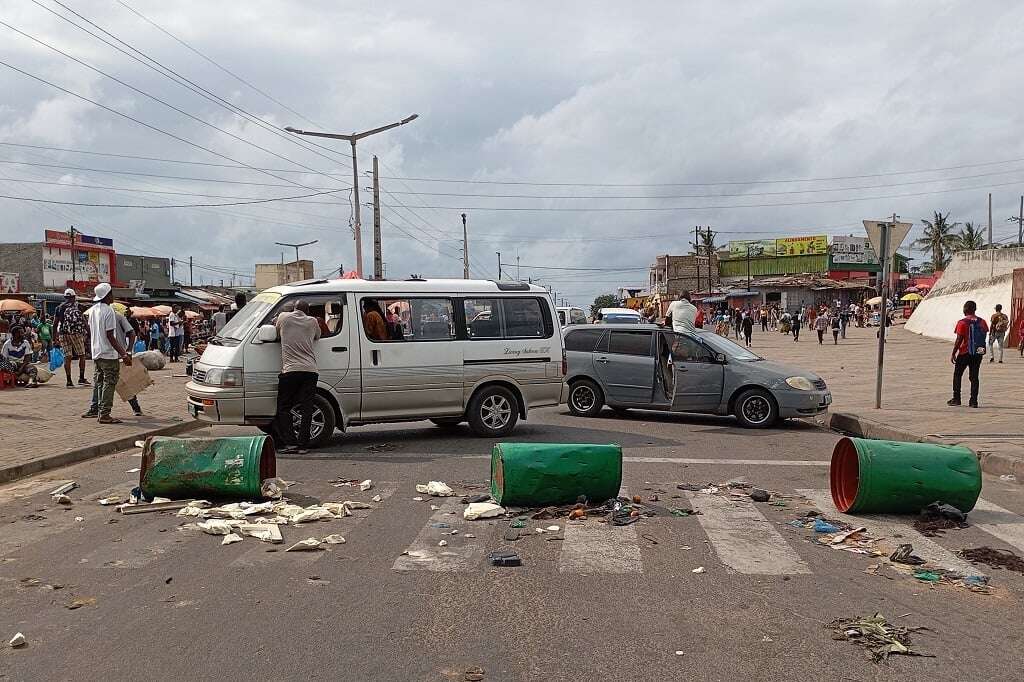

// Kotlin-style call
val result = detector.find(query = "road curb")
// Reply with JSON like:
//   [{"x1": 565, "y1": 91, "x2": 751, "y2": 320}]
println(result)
[
  {"x1": 0, "y1": 420, "x2": 205, "y2": 485},
  {"x1": 828, "y1": 411, "x2": 1024, "y2": 481}
]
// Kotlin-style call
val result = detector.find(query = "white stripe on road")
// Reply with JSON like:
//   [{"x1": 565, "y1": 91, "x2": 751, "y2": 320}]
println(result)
[
  {"x1": 797, "y1": 489, "x2": 983, "y2": 576},
  {"x1": 558, "y1": 487, "x2": 642, "y2": 574},
  {"x1": 970, "y1": 499, "x2": 1024, "y2": 555},
  {"x1": 393, "y1": 498, "x2": 488, "y2": 572},
  {"x1": 463, "y1": 456, "x2": 827, "y2": 466},
  {"x1": 685, "y1": 491, "x2": 811, "y2": 575}
]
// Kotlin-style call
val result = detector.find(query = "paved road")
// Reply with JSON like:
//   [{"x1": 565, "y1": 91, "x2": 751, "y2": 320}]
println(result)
[{"x1": 2, "y1": 408, "x2": 1023, "y2": 681}]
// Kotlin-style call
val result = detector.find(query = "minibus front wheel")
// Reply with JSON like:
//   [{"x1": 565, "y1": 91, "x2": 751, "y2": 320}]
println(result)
[{"x1": 467, "y1": 384, "x2": 520, "y2": 437}]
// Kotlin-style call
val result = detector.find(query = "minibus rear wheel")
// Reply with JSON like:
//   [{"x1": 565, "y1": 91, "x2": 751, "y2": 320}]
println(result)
[{"x1": 467, "y1": 385, "x2": 519, "y2": 437}]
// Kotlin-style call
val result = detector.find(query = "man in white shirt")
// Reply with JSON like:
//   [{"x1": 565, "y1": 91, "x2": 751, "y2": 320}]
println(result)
[
  {"x1": 167, "y1": 306, "x2": 185, "y2": 362},
  {"x1": 665, "y1": 291, "x2": 697, "y2": 334},
  {"x1": 211, "y1": 305, "x2": 228, "y2": 334},
  {"x1": 86, "y1": 283, "x2": 131, "y2": 424}
]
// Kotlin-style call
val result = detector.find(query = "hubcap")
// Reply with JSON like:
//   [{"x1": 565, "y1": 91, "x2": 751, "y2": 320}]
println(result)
[
  {"x1": 741, "y1": 395, "x2": 771, "y2": 424},
  {"x1": 572, "y1": 385, "x2": 596, "y2": 412},
  {"x1": 481, "y1": 394, "x2": 512, "y2": 429},
  {"x1": 291, "y1": 405, "x2": 326, "y2": 440}
]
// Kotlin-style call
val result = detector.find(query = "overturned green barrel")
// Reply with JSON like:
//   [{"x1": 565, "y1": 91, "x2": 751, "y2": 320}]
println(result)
[
  {"x1": 490, "y1": 442, "x2": 622, "y2": 507},
  {"x1": 830, "y1": 437, "x2": 981, "y2": 514},
  {"x1": 140, "y1": 435, "x2": 276, "y2": 500}
]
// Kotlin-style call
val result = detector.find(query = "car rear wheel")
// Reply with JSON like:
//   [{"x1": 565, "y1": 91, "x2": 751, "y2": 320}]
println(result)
[
  {"x1": 257, "y1": 394, "x2": 337, "y2": 448},
  {"x1": 734, "y1": 388, "x2": 778, "y2": 429},
  {"x1": 467, "y1": 385, "x2": 519, "y2": 437},
  {"x1": 567, "y1": 379, "x2": 604, "y2": 417}
]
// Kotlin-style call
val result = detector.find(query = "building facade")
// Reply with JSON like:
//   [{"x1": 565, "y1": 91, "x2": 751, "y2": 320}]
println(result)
[
  {"x1": 255, "y1": 260, "x2": 314, "y2": 290},
  {"x1": 648, "y1": 253, "x2": 720, "y2": 297}
]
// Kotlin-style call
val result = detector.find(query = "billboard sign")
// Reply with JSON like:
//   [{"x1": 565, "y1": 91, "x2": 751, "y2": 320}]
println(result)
[
  {"x1": 42, "y1": 228, "x2": 115, "y2": 289},
  {"x1": 728, "y1": 239, "x2": 777, "y2": 258},
  {"x1": 0, "y1": 272, "x2": 20, "y2": 293},
  {"x1": 775, "y1": 235, "x2": 828, "y2": 256},
  {"x1": 831, "y1": 236, "x2": 878, "y2": 265}
]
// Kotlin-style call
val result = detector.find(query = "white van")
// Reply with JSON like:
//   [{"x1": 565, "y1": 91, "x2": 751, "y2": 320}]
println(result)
[
  {"x1": 185, "y1": 279, "x2": 566, "y2": 446},
  {"x1": 556, "y1": 306, "x2": 588, "y2": 327}
]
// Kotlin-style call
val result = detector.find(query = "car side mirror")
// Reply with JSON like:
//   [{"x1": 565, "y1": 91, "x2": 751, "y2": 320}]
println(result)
[
  {"x1": 715, "y1": 352, "x2": 727, "y2": 364},
  {"x1": 255, "y1": 324, "x2": 278, "y2": 343}
]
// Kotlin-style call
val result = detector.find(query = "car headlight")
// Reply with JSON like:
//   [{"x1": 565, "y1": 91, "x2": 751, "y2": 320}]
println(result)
[
  {"x1": 204, "y1": 368, "x2": 243, "y2": 387},
  {"x1": 785, "y1": 376, "x2": 813, "y2": 391}
]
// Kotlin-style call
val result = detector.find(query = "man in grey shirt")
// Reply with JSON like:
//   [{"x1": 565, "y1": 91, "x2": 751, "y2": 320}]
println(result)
[{"x1": 272, "y1": 300, "x2": 321, "y2": 453}]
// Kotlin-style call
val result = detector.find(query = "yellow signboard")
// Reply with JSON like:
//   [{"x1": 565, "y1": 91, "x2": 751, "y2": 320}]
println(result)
[{"x1": 775, "y1": 235, "x2": 827, "y2": 256}]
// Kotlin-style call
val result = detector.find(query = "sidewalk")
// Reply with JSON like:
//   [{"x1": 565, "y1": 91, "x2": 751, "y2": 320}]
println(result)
[
  {"x1": 0, "y1": 360, "x2": 202, "y2": 483},
  {"x1": 749, "y1": 322, "x2": 1024, "y2": 478}
]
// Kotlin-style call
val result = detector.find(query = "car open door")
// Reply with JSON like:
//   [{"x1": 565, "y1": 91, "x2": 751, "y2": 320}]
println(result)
[
  {"x1": 652, "y1": 331, "x2": 677, "y2": 408},
  {"x1": 593, "y1": 329, "x2": 657, "y2": 404},
  {"x1": 670, "y1": 334, "x2": 725, "y2": 412}
]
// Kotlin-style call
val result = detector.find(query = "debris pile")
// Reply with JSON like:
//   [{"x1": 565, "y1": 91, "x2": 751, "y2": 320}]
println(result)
[
  {"x1": 913, "y1": 502, "x2": 968, "y2": 537},
  {"x1": 958, "y1": 547, "x2": 1024, "y2": 574},
  {"x1": 828, "y1": 613, "x2": 932, "y2": 662}
]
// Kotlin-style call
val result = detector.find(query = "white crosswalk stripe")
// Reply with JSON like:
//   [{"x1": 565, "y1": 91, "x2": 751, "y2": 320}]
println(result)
[
  {"x1": 557, "y1": 487, "x2": 642, "y2": 574},
  {"x1": 392, "y1": 498, "x2": 488, "y2": 571},
  {"x1": 966, "y1": 498, "x2": 1024, "y2": 555},
  {"x1": 798, "y1": 489, "x2": 983, "y2": 576},
  {"x1": 685, "y1": 491, "x2": 811, "y2": 575}
]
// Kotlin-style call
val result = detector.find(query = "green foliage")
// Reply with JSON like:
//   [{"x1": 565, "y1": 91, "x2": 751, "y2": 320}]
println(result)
[
  {"x1": 591, "y1": 294, "x2": 620, "y2": 317},
  {"x1": 912, "y1": 211, "x2": 959, "y2": 272}
]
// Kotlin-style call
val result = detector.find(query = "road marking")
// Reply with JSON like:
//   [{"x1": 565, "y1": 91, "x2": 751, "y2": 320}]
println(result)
[
  {"x1": 798, "y1": 489, "x2": 983, "y2": 576},
  {"x1": 463, "y1": 456, "x2": 827, "y2": 466},
  {"x1": 685, "y1": 491, "x2": 811, "y2": 575},
  {"x1": 393, "y1": 498, "x2": 488, "y2": 572},
  {"x1": 558, "y1": 487, "x2": 642, "y2": 574},
  {"x1": 970, "y1": 499, "x2": 1024, "y2": 555}
]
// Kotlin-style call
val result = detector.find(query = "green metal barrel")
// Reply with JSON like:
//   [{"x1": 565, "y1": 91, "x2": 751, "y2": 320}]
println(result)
[
  {"x1": 830, "y1": 437, "x2": 981, "y2": 514},
  {"x1": 490, "y1": 442, "x2": 622, "y2": 507},
  {"x1": 140, "y1": 435, "x2": 276, "y2": 500}
]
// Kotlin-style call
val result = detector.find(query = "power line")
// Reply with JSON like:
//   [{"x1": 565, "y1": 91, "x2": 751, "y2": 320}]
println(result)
[{"x1": 0, "y1": 187, "x2": 345, "y2": 209}]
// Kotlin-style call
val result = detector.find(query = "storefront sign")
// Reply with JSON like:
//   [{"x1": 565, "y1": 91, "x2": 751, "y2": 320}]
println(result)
[
  {"x1": 831, "y1": 236, "x2": 878, "y2": 265},
  {"x1": 775, "y1": 235, "x2": 828, "y2": 256},
  {"x1": 728, "y1": 239, "x2": 777, "y2": 258}
]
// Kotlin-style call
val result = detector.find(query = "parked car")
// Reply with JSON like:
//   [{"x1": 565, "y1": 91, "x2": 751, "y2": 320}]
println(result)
[
  {"x1": 557, "y1": 306, "x2": 588, "y2": 327},
  {"x1": 597, "y1": 307, "x2": 643, "y2": 324},
  {"x1": 564, "y1": 324, "x2": 830, "y2": 428}
]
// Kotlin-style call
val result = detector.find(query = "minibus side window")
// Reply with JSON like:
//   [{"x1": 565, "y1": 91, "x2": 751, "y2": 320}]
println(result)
[
  {"x1": 263, "y1": 295, "x2": 344, "y2": 338},
  {"x1": 362, "y1": 297, "x2": 455, "y2": 342},
  {"x1": 464, "y1": 299, "x2": 502, "y2": 338},
  {"x1": 502, "y1": 297, "x2": 550, "y2": 338}
]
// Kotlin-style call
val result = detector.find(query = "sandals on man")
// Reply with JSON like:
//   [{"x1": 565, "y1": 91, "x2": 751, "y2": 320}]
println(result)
[{"x1": 97, "y1": 416, "x2": 123, "y2": 424}]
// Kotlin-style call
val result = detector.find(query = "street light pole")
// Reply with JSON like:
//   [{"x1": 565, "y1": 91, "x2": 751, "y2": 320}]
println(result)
[
  {"x1": 275, "y1": 240, "x2": 318, "y2": 263},
  {"x1": 284, "y1": 114, "x2": 419, "y2": 277}
]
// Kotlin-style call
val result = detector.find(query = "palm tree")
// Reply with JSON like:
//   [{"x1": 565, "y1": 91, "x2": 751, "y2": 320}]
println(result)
[
  {"x1": 953, "y1": 221, "x2": 986, "y2": 252},
  {"x1": 913, "y1": 211, "x2": 959, "y2": 272}
]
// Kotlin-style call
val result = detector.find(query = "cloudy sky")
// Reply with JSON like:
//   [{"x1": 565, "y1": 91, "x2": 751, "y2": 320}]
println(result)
[{"x1": 2, "y1": 0, "x2": 1024, "y2": 305}]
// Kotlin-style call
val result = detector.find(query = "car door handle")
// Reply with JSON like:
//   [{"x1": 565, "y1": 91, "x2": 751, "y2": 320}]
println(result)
[
  {"x1": 372, "y1": 349, "x2": 380, "y2": 366},
  {"x1": 331, "y1": 346, "x2": 347, "y2": 353},
  {"x1": 596, "y1": 356, "x2": 609, "y2": 363}
]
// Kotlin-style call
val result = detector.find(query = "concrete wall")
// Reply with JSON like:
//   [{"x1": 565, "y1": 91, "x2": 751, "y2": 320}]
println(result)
[
  {"x1": 0, "y1": 243, "x2": 44, "y2": 291},
  {"x1": 117, "y1": 254, "x2": 172, "y2": 290},
  {"x1": 255, "y1": 260, "x2": 314, "y2": 290},
  {"x1": 905, "y1": 248, "x2": 1024, "y2": 341}
]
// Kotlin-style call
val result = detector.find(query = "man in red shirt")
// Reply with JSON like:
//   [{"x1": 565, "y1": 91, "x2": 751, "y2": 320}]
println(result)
[{"x1": 948, "y1": 300, "x2": 988, "y2": 408}]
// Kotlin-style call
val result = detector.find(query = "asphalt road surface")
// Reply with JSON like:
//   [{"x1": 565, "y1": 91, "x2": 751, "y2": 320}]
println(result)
[{"x1": 3, "y1": 408, "x2": 1024, "y2": 681}]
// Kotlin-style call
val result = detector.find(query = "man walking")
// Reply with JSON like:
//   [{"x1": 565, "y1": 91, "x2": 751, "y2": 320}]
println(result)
[
  {"x1": 742, "y1": 312, "x2": 754, "y2": 347},
  {"x1": 760, "y1": 307, "x2": 769, "y2": 332},
  {"x1": 212, "y1": 304, "x2": 228, "y2": 334},
  {"x1": 53, "y1": 288, "x2": 90, "y2": 388},
  {"x1": 167, "y1": 306, "x2": 184, "y2": 362},
  {"x1": 85, "y1": 283, "x2": 130, "y2": 424},
  {"x1": 665, "y1": 291, "x2": 697, "y2": 334},
  {"x1": 988, "y1": 304, "x2": 1009, "y2": 364},
  {"x1": 831, "y1": 311, "x2": 841, "y2": 344},
  {"x1": 84, "y1": 307, "x2": 143, "y2": 418},
  {"x1": 272, "y1": 300, "x2": 321, "y2": 454},
  {"x1": 792, "y1": 310, "x2": 802, "y2": 342},
  {"x1": 814, "y1": 310, "x2": 829, "y2": 344},
  {"x1": 949, "y1": 300, "x2": 988, "y2": 408},
  {"x1": 839, "y1": 307, "x2": 850, "y2": 339}
]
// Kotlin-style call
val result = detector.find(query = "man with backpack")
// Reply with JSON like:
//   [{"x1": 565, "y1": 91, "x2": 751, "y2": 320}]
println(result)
[
  {"x1": 988, "y1": 304, "x2": 1010, "y2": 364},
  {"x1": 949, "y1": 300, "x2": 988, "y2": 408}
]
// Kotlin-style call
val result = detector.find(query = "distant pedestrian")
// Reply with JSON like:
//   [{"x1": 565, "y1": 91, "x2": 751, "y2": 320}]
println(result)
[
  {"x1": 831, "y1": 313, "x2": 841, "y2": 344},
  {"x1": 814, "y1": 312, "x2": 829, "y2": 344},
  {"x1": 85, "y1": 283, "x2": 130, "y2": 424},
  {"x1": 1019, "y1": 316, "x2": 1024, "y2": 358},
  {"x1": 792, "y1": 311, "x2": 801, "y2": 341},
  {"x1": 839, "y1": 308, "x2": 850, "y2": 339},
  {"x1": 54, "y1": 288, "x2": 90, "y2": 388},
  {"x1": 760, "y1": 307, "x2": 769, "y2": 332},
  {"x1": 149, "y1": 319, "x2": 163, "y2": 351},
  {"x1": 1, "y1": 326, "x2": 39, "y2": 387},
  {"x1": 988, "y1": 304, "x2": 1009, "y2": 364},
  {"x1": 212, "y1": 304, "x2": 228, "y2": 334},
  {"x1": 948, "y1": 300, "x2": 987, "y2": 408},
  {"x1": 742, "y1": 313, "x2": 753, "y2": 347},
  {"x1": 167, "y1": 306, "x2": 184, "y2": 362}
]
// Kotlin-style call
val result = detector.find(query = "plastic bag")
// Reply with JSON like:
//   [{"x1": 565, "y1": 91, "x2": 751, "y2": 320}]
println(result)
[
  {"x1": 133, "y1": 340, "x2": 146, "y2": 353},
  {"x1": 49, "y1": 347, "x2": 64, "y2": 371}
]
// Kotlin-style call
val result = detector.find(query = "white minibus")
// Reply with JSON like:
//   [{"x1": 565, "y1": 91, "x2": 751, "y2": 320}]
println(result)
[{"x1": 185, "y1": 279, "x2": 566, "y2": 446}]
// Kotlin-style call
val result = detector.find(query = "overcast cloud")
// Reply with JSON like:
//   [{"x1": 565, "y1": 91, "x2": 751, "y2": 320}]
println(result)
[{"x1": 2, "y1": 0, "x2": 1024, "y2": 305}]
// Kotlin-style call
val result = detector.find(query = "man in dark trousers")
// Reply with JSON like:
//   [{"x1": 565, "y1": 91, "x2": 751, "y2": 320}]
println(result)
[
  {"x1": 949, "y1": 300, "x2": 988, "y2": 408},
  {"x1": 272, "y1": 300, "x2": 321, "y2": 454},
  {"x1": 742, "y1": 313, "x2": 754, "y2": 347}
]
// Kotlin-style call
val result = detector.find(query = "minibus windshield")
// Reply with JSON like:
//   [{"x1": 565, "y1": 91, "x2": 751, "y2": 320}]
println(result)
[{"x1": 213, "y1": 291, "x2": 281, "y2": 345}]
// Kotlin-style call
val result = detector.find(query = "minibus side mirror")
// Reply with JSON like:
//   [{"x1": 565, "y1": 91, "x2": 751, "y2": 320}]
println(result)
[{"x1": 255, "y1": 325, "x2": 278, "y2": 343}]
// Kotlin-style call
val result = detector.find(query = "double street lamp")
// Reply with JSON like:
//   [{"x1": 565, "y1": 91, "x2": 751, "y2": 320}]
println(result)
[{"x1": 285, "y1": 114, "x2": 419, "y2": 277}]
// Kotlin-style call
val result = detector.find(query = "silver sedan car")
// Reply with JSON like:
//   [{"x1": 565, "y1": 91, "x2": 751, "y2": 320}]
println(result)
[{"x1": 563, "y1": 324, "x2": 831, "y2": 428}]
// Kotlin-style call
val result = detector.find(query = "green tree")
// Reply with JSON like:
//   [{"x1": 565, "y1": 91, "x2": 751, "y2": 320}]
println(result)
[
  {"x1": 591, "y1": 293, "x2": 620, "y2": 318},
  {"x1": 912, "y1": 211, "x2": 959, "y2": 272},
  {"x1": 953, "y1": 221, "x2": 986, "y2": 252}
]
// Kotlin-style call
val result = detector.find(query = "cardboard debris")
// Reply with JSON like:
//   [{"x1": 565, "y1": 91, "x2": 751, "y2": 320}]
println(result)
[
  {"x1": 359, "y1": 480, "x2": 373, "y2": 492},
  {"x1": 692, "y1": 567, "x2": 706, "y2": 574},
  {"x1": 118, "y1": 500, "x2": 193, "y2": 515},
  {"x1": 285, "y1": 538, "x2": 324, "y2": 552},
  {"x1": 238, "y1": 524, "x2": 283, "y2": 543},
  {"x1": 371, "y1": 495, "x2": 382, "y2": 503},
  {"x1": 464, "y1": 502, "x2": 505, "y2": 520},
  {"x1": 98, "y1": 496, "x2": 123, "y2": 506},
  {"x1": 10, "y1": 632, "x2": 26, "y2": 648},
  {"x1": 52, "y1": 494, "x2": 71, "y2": 505},
  {"x1": 438, "y1": 540, "x2": 448, "y2": 547},
  {"x1": 196, "y1": 519, "x2": 234, "y2": 535},
  {"x1": 322, "y1": 534, "x2": 346, "y2": 544},
  {"x1": 49, "y1": 482, "x2": 78, "y2": 496},
  {"x1": 416, "y1": 481, "x2": 456, "y2": 497},
  {"x1": 221, "y1": 533, "x2": 243, "y2": 545}
]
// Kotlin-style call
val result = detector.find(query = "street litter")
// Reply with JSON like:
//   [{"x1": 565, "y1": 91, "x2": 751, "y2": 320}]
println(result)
[
  {"x1": 330, "y1": 477, "x2": 360, "y2": 487},
  {"x1": 749, "y1": 488, "x2": 771, "y2": 502},
  {"x1": 285, "y1": 538, "x2": 324, "y2": 552},
  {"x1": 238, "y1": 524, "x2": 283, "y2": 543},
  {"x1": 958, "y1": 546, "x2": 1024, "y2": 574},
  {"x1": 430, "y1": 505, "x2": 440, "y2": 511},
  {"x1": 134, "y1": 440, "x2": 146, "y2": 448},
  {"x1": 260, "y1": 477, "x2": 290, "y2": 499},
  {"x1": 126, "y1": 468, "x2": 141, "y2": 474},
  {"x1": 416, "y1": 481, "x2": 455, "y2": 497},
  {"x1": 197, "y1": 519, "x2": 234, "y2": 535},
  {"x1": 74, "y1": 516, "x2": 84, "y2": 522},
  {"x1": 221, "y1": 533, "x2": 243, "y2": 546},
  {"x1": 913, "y1": 570, "x2": 941, "y2": 583},
  {"x1": 412, "y1": 497, "x2": 424, "y2": 501},
  {"x1": 676, "y1": 483, "x2": 711, "y2": 491},
  {"x1": 464, "y1": 666, "x2": 485, "y2": 682},
  {"x1": 813, "y1": 518, "x2": 839, "y2": 533},
  {"x1": 914, "y1": 502, "x2": 969, "y2": 537},
  {"x1": 118, "y1": 499, "x2": 193, "y2": 515},
  {"x1": 464, "y1": 502, "x2": 505, "y2": 520},
  {"x1": 890, "y1": 544, "x2": 926, "y2": 566},
  {"x1": 66, "y1": 596, "x2": 96, "y2": 610},
  {"x1": 430, "y1": 522, "x2": 451, "y2": 529},
  {"x1": 52, "y1": 493, "x2": 71, "y2": 505},
  {"x1": 999, "y1": 474, "x2": 1017, "y2": 482},
  {"x1": 465, "y1": 534, "x2": 475, "y2": 538},
  {"x1": 489, "y1": 550, "x2": 521, "y2": 567},
  {"x1": 49, "y1": 482, "x2": 78, "y2": 496},
  {"x1": 98, "y1": 496, "x2": 123, "y2": 506},
  {"x1": 438, "y1": 540, "x2": 448, "y2": 547},
  {"x1": 546, "y1": 525, "x2": 560, "y2": 532},
  {"x1": 692, "y1": 567, "x2": 706, "y2": 574},
  {"x1": 322, "y1": 534, "x2": 346, "y2": 544},
  {"x1": 828, "y1": 613, "x2": 932, "y2": 662},
  {"x1": 359, "y1": 479, "x2": 373, "y2": 492},
  {"x1": 670, "y1": 508, "x2": 697, "y2": 517},
  {"x1": 372, "y1": 495, "x2": 382, "y2": 503},
  {"x1": 9, "y1": 632, "x2": 26, "y2": 648}
]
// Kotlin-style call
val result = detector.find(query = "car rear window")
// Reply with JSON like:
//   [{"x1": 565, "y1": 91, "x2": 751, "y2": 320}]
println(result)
[
  {"x1": 565, "y1": 328, "x2": 604, "y2": 352},
  {"x1": 608, "y1": 330, "x2": 652, "y2": 356}
]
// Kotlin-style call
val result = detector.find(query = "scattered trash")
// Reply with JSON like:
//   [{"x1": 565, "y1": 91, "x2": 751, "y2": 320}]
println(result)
[
  {"x1": 465, "y1": 533, "x2": 476, "y2": 539},
  {"x1": 999, "y1": 474, "x2": 1017, "y2": 482},
  {"x1": 568, "y1": 508, "x2": 586, "y2": 521},
  {"x1": 98, "y1": 496, "x2": 123, "y2": 506},
  {"x1": 761, "y1": 635, "x2": 773, "y2": 643},
  {"x1": 769, "y1": 500, "x2": 787, "y2": 507},
  {"x1": 430, "y1": 505, "x2": 440, "y2": 511},
  {"x1": 464, "y1": 666, "x2": 485, "y2": 682},
  {"x1": 74, "y1": 516, "x2": 84, "y2": 522},
  {"x1": 221, "y1": 533, "x2": 243, "y2": 546},
  {"x1": 464, "y1": 502, "x2": 505, "y2": 520},
  {"x1": 488, "y1": 550, "x2": 521, "y2": 567},
  {"x1": 438, "y1": 540, "x2": 448, "y2": 547},
  {"x1": 330, "y1": 477, "x2": 360, "y2": 487},
  {"x1": 196, "y1": 519, "x2": 234, "y2": 535},
  {"x1": 66, "y1": 596, "x2": 97, "y2": 610},
  {"x1": 359, "y1": 479, "x2": 373, "y2": 492},
  {"x1": 322, "y1": 534, "x2": 346, "y2": 544},
  {"x1": 914, "y1": 502, "x2": 969, "y2": 537},
  {"x1": 962, "y1": 575, "x2": 990, "y2": 592},
  {"x1": 365, "y1": 443, "x2": 397, "y2": 453},
  {"x1": 676, "y1": 483, "x2": 709, "y2": 491},
  {"x1": 119, "y1": 499, "x2": 194, "y2": 515},
  {"x1": 670, "y1": 508, "x2": 697, "y2": 517},
  {"x1": 680, "y1": 545, "x2": 692, "y2": 551},
  {"x1": 285, "y1": 538, "x2": 324, "y2": 552},
  {"x1": 890, "y1": 544, "x2": 926, "y2": 566},
  {"x1": 416, "y1": 481, "x2": 455, "y2": 497},
  {"x1": 546, "y1": 525, "x2": 560, "y2": 532},
  {"x1": 9, "y1": 632, "x2": 26, "y2": 648},
  {"x1": 49, "y1": 482, "x2": 78, "y2": 496},
  {"x1": 430, "y1": 522, "x2": 451, "y2": 529},
  {"x1": 749, "y1": 488, "x2": 771, "y2": 503},
  {"x1": 674, "y1": 650, "x2": 684, "y2": 656},
  {"x1": 913, "y1": 570, "x2": 941, "y2": 583},
  {"x1": 236, "y1": 524, "x2": 283, "y2": 543},
  {"x1": 412, "y1": 497, "x2": 424, "y2": 502},
  {"x1": 371, "y1": 495, "x2": 382, "y2": 503},
  {"x1": 692, "y1": 567, "x2": 706, "y2": 574},
  {"x1": 134, "y1": 440, "x2": 146, "y2": 448},
  {"x1": 126, "y1": 468, "x2": 141, "y2": 474},
  {"x1": 813, "y1": 518, "x2": 840, "y2": 533},
  {"x1": 260, "y1": 477, "x2": 290, "y2": 499},
  {"x1": 958, "y1": 546, "x2": 1024, "y2": 574},
  {"x1": 52, "y1": 493, "x2": 72, "y2": 505},
  {"x1": 828, "y1": 613, "x2": 932, "y2": 662}
]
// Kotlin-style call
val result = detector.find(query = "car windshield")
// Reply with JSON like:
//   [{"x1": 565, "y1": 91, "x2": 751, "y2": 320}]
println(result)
[
  {"x1": 215, "y1": 291, "x2": 281, "y2": 345},
  {"x1": 697, "y1": 332, "x2": 762, "y2": 361},
  {"x1": 603, "y1": 313, "x2": 642, "y2": 324}
]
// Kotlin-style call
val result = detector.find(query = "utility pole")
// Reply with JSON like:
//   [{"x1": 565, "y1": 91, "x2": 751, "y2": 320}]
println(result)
[
  {"x1": 496, "y1": 251, "x2": 502, "y2": 280},
  {"x1": 874, "y1": 213, "x2": 897, "y2": 409},
  {"x1": 693, "y1": 225, "x2": 701, "y2": 295},
  {"x1": 67, "y1": 225, "x2": 77, "y2": 285},
  {"x1": 461, "y1": 213, "x2": 469, "y2": 279},
  {"x1": 746, "y1": 244, "x2": 752, "y2": 291},
  {"x1": 516, "y1": 254, "x2": 521, "y2": 281},
  {"x1": 1008, "y1": 195, "x2": 1024, "y2": 247},
  {"x1": 275, "y1": 240, "x2": 318, "y2": 264},
  {"x1": 285, "y1": 114, "x2": 419, "y2": 277},
  {"x1": 189, "y1": 256, "x2": 193, "y2": 287},
  {"x1": 372, "y1": 156, "x2": 382, "y2": 279},
  {"x1": 989, "y1": 193, "x2": 995, "y2": 277}
]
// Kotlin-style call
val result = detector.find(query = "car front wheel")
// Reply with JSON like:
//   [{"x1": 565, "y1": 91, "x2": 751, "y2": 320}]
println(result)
[
  {"x1": 467, "y1": 386, "x2": 519, "y2": 437},
  {"x1": 734, "y1": 388, "x2": 778, "y2": 428}
]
